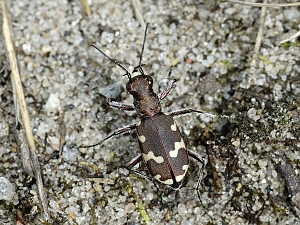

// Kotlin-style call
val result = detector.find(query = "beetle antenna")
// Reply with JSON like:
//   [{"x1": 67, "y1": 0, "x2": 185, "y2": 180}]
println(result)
[
  {"x1": 91, "y1": 44, "x2": 131, "y2": 80},
  {"x1": 139, "y1": 23, "x2": 149, "y2": 67},
  {"x1": 133, "y1": 23, "x2": 149, "y2": 75}
]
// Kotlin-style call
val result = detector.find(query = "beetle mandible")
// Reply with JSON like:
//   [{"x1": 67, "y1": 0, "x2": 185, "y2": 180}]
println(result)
[{"x1": 84, "y1": 23, "x2": 210, "y2": 190}]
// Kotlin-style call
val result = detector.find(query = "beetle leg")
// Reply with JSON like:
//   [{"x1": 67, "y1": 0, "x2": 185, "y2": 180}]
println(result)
[
  {"x1": 188, "y1": 150, "x2": 205, "y2": 190},
  {"x1": 109, "y1": 101, "x2": 135, "y2": 111},
  {"x1": 128, "y1": 155, "x2": 157, "y2": 181},
  {"x1": 128, "y1": 155, "x2": 143, "y2": 169},
  {"x1": 170, "y1": 109, "x2": 216, "y2": 118},
  {"x1": 79, "y1": 124, "x2": 136, "y2": 148},
  {"x1": 128, "y1": 155, "x2": 155, "y2": 182},
  {"x1": 189, "y1": 150, "x2": 212, "y2": 219},
  {"x1": 127, "y1": 155, "x2": 167, "y2": 204},
  {"x1": 159, "y1": 78, "x2": 176, "y2": 100},
  {"x1": 188, "y1": 150, "x2": 205, "y2": 165}
]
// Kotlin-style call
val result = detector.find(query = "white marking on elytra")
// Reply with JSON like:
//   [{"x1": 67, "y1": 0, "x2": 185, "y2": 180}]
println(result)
[
  {"x1": 170, "y1": 121, "x2": 177, "y2": 131},
  {"x1": 175, "y1": 164, "x2": 189, "y2": 182},
  {"x1": 169, "y1": 138, "x2": 185, "y2": 157},
  {"x1": 143, "y1": 151, "x2": 164, "y2": 163},
  {"x1": 182, "y1": 164, "x2": 189, "y2": 171},
  {"x1": 138, "y1": 135, "x2": 146, "y2": 143},
  {"x1": 175, "y1": 174, "x2": 184, "y2": 182},
  {"x1": 154, "y1": 174, "x2": 173, "y2": 185},
  {"x1": 137, "y1": 121, "x2": 141, "y2": 126}
]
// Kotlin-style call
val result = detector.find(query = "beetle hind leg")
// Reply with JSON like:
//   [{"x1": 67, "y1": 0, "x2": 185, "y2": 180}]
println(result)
[
  {"x1": 127, "y1": 155, "x2": 155, "y2": 182},
  {"x1": 188, "y1": 150, "x2": 213, "y2": 220},
  {"x1": 127, "y1": 155, "x2": 171, "y2": 206}
]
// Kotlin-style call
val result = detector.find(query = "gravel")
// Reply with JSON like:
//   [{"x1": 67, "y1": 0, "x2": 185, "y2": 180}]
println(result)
[{"x1": 1, "y1": 0, "x2": 300, "y2": 224}]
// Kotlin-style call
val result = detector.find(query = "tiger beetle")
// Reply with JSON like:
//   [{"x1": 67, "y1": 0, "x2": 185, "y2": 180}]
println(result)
[{"x1": 83, "y1": 23, "x2": 211, "y2": 195}]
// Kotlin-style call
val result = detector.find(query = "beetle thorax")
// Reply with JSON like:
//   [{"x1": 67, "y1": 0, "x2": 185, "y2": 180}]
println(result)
[{"x1": 126, "y1": 75, "x2": 161, "y2": 117}]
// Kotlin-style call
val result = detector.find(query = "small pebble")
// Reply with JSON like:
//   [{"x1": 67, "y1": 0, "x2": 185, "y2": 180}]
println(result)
[
  {"x1": 125, "y1": 202, "x2": 136, "y2": 214},
  {"x1": 42, "y1": 44, "x2": 52, "y2": 54},
  {"x1": 44, "y1": 93, "x2": 60, "y2": 113},
  {"x1": 0, "y1": 177, "x2": 15, "y2": 201}
]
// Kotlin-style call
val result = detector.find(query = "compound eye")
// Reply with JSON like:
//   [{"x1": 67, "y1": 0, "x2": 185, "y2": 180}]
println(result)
[
  {"x1": 126, "y1": 82, "x2": 132, "y2": 92},
  {"x1": 147, "y1": 76, "x2": 153, "y2": 85}
]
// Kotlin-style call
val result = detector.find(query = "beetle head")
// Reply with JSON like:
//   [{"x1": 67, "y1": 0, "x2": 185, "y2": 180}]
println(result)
[
  {"x1": 126, "y1": 75, "x2": 153, "y2": 96},
  {"x1": 127, "y1": 75, "x2": 161, "y2": 117}
]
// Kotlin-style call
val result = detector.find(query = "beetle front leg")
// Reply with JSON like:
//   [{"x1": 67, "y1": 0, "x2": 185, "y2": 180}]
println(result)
[
  {"x1": 159, "y1": 66, "x2": 176, "y2": 100},
  {"x1": 109, "y1": 101, "x2": 135, "y2": 111},
  {"x1": 159, "y1": 79, "x2": 176, "y2": 100},
  {"x1": 79, "y1": 124, "x2": 136, "y2": 148}
]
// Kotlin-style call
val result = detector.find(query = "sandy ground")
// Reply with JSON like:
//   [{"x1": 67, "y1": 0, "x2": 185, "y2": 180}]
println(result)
[{"x1": 1, "y1": 0, "x2": 300, "y2": 224}]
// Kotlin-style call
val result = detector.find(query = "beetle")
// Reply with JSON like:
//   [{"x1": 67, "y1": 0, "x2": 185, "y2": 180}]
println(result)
[{"x1": 83, "y1": 23, "x2": 210, "y2": 191}]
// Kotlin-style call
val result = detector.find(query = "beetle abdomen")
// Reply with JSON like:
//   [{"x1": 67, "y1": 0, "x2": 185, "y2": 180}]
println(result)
[{"x1": 136, "y1": 113, "x2": 189, "y2": 186}]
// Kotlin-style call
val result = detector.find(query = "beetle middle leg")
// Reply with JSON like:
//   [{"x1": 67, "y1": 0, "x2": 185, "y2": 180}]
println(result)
[
  {"x1": 79, "y1": 124, "x2": 136, "y2": 148},
  {"x1": 170, "y1": 108, "x2": 216, "y2": 118}
]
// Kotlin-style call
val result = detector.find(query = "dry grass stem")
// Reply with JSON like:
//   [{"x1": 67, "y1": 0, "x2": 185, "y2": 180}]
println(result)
[
  {"x1": 131, "y1": 0, "x2": 146, "y2": 28},
  {"x1": 227, "y1": 0, "x2": 300, "y2": 7},
  {"x1": 248, "y1": 0, "x2": 267, "y2": 87},
  {"x1": 80, "y1": 0, "x2": 91, "y2": 16},
  {"x1": 280, "y1": 30, "x2": 300, "y2": 44},
  {"x1": 1, "y1": 0, "x2": 51, "y2": 221}
]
